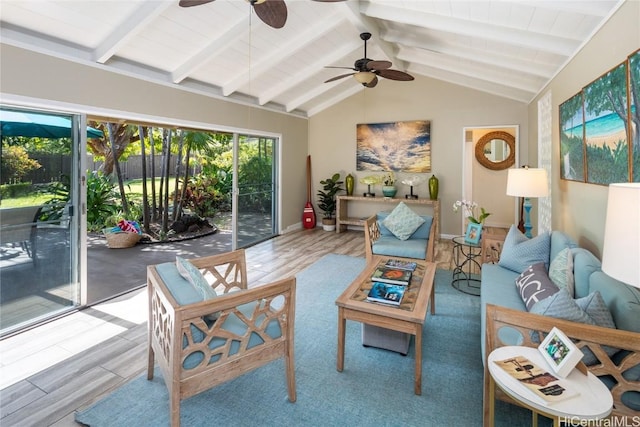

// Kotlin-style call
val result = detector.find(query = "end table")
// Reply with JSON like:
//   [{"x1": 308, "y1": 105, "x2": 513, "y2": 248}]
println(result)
[
  {"x1": 486, "y1": 346, "x2": 612, "y2": 427},
  {"x1": 451, "y1": 235, "x2": 482, "y2": 295}
]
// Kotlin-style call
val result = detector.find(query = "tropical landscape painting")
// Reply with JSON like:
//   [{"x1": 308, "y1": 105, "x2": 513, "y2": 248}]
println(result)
[
  {"x1": 584, "y1": 62, "x2": 628, "y2": 185},
  {"x1": 559, "y1": 93, "x2": 585, "y2": 181},
  {"x1": 356, "y1": 120, "x2": 430, "y2": 172},
  {"x1": 559, "y1": 49, "x2": 639, "y2": 185}
]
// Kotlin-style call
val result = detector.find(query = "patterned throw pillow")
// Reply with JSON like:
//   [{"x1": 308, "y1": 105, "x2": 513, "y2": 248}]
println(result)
[
  {"x1": 548, "y1": 247, "x2": 575, "y2": 297},
  {"x1": 382, "y1": 202, "x2": 425, "y2": 241},
  {"x1": 176, "y1": 256, "x2": 218, "y2": 320},
  {"x1": 498, "y1": 225, "x2": 551, "y2": 273},
  {"x1": 530, "y1": 289, "x2": 618, "y2": 365},
  {"x1": 515, "y1": 263, "x2": 559, "y2": 310}
]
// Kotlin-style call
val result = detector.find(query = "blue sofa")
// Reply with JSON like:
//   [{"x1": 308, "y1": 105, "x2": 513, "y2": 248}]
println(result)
[{"x1": 481, "y1": 229, "x2": 640, "y2": 416}]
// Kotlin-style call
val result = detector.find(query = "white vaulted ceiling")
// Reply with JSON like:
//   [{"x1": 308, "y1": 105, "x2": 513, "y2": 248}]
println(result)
[{"x1": 0, "y1": 0, "x2": 624, "y2": 117}]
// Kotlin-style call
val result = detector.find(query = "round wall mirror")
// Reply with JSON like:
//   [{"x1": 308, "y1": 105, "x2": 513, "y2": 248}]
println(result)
[{"x1": 475, "y1": 131, "x2": 516, "y2": 170}]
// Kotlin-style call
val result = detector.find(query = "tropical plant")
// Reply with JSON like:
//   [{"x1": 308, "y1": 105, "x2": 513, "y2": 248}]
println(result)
[
  {"x1": 86, "y1": 171, "x2": 120, "y2": 231},
  {"x1": 182, "y1": 174, "x2": 225, "y2": 218},
  {"x1": 317, "y1": 173, "x2": 344, "y2": 219}
]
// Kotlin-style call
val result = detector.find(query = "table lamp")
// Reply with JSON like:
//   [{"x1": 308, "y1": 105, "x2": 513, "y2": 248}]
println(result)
[
  {"x1": 601, "y1": 183, "x2": 640, "y2": 289},
  {"x1": 506, "y1": 167, "x2": 548, "y2": 238}
]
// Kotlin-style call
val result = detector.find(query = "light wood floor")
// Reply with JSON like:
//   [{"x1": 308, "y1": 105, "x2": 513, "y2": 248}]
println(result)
[{"x1": 0, "y1": 228, "x2": 454, "y2": 427}]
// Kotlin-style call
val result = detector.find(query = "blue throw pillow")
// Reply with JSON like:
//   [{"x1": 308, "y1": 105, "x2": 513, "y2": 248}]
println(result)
[
  {"x1": 176, "y1": 256, "x2": 219, "y2": 320},
  {"x1": 382, "y1": 202, "x2": 425, "y2": 241},
  {"x1": 498, "y1": 225, "x2": 551, "y2": 273},
  {"x1": 530, "y1": 289, "x2": 618, "y2": 366}
]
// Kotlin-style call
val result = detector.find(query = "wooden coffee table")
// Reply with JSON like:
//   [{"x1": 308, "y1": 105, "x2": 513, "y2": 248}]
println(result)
[{"x1": 335, "y1": 256, "x2": 436, "y2": 395}]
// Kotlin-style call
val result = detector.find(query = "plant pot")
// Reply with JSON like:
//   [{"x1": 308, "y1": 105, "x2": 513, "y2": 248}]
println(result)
[
  {"x1": 382, "y1": 186, "x2": 397, "y2": 198},
  {"x1": 322, "y1": 218, "x2": 336, "y2": 231}
]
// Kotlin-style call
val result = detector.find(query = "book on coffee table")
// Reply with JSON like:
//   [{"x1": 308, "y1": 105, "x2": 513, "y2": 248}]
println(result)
[
  {"x1": 384, "y1": 259, "x2": 418, "y2": 272},
  {"x1": 366, "y1": 282, "x2": 406, "y2": 306},
  {"x1": 371, "y1": 266, "x2": 412, "y2": 286}
]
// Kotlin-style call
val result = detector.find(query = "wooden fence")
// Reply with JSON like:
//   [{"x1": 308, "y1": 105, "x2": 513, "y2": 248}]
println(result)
[{"x1": 13, "y1": 154, "x2": 201, "y2": 185}]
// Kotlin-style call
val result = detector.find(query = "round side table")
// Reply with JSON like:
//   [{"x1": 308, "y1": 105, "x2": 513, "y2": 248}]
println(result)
[
  {"x1": 486, "y1": 346, "x2": 613, "y2": 427},
  {"x1": 451, "y1": 235, "x2": 482, "y2": 295}
]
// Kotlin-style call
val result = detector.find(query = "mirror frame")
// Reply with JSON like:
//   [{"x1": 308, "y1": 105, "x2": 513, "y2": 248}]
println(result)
[{"x1": 475, "y1": 131, "x2": 516, "y2": 170}]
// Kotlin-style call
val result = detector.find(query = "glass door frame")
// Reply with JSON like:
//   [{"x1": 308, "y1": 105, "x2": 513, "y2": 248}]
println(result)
[
  {"x1": 231, "y1": 132, "x2": 280, "y2": 250},
  {"x1": 0, "y1": 105, "x2": 86, "y2": 336}
]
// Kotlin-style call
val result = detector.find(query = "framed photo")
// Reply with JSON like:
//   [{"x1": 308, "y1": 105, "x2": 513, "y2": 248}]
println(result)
[
  {"x1": 538, "y1": 327, "x2": 583, "y2": 378},
  {"x1": 464, "y1": 223, "x2": 482, "y2": 245}
]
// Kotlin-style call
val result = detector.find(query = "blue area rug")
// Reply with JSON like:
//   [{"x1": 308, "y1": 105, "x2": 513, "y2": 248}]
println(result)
[{"x1": 75, "y1": 254, "x2": 538, "y2": 426}]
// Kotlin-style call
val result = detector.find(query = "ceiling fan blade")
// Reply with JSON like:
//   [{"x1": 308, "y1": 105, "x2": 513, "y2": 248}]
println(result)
[
  {"x1": 366, "y1": 60, "x2": 391, "y2": 71},
  {"x1": 376, "y1": 69, "x2": 415, "y2": 81},
  {"x1": 364, "y1": 76, "x2": 378, "y2": 88},
  {"x1": 253, "y1": 0, "x2": 287, "y2": 29},
  {"x1": 178, "y1": 0, "x2": 214, "y2": 7},
  {"x1": 325, "y1": 73, "x2": 355, "y2": 83},
  {"x1": 325, "y1": 66, "x2": 357, "y2": 71}
]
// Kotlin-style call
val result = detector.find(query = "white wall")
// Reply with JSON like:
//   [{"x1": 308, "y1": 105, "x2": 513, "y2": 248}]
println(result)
[
  {"x1": 309, "y1": 76, "x2": 528, "y2": 236},
  {"x1": 528, "y1": 0, "x2": 640, "y2": 257}
]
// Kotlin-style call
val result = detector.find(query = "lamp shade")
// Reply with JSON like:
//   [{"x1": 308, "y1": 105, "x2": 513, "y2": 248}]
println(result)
[
  {"x1": 354, "y1": 72, "x2": 375, "y2": 84},
  {"x1": 601, "y1": 183, "x2": 640, "y2": 288},
  {"x1": 506, "y1": 168, "x2": 549, "y2": 198}
]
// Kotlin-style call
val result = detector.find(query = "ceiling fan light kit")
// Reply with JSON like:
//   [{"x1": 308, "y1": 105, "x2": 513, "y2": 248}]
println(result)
[
  {"x1": 325, "y1": 32, "x2": 414, "y2": 88},
  {"x1": 354, "y1": 72, "x2": 376, "y2": 85}
]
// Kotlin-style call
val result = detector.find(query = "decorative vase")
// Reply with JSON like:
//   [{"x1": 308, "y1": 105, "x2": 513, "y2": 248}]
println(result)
[
  {"x1": 382, "y1": 186, "x2": 397, "y2": 198},
  {"x1": 428, "y1": 175, "x2": 439, "y2": 200},
  {"x1": 345, "y1": 174, "x2": 354, "y2": 196}
]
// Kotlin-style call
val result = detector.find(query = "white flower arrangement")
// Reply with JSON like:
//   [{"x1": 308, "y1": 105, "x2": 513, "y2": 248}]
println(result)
[{"x1": 453, "y1": 199, "x2": 491, "y2": 224}]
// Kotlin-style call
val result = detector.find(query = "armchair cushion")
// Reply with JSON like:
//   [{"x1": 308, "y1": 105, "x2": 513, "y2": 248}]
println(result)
[
  {"x1": 381, "y1": 202, "x2": 425, "y2": 240},
  {"x1": 373, "y1": 236, "x2": 428, "y2": 260}
]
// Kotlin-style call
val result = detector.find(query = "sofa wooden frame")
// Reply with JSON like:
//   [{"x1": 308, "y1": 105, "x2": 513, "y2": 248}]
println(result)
[
  {"x1": 147, "y1": 249, "x2": 296, "y2": 427},
  {"x1": 364, "y1": 214, "x2": 435, "y2": 263},
  {"x1": 484, "y1": 304, "x2": 640, "y2": 424}
]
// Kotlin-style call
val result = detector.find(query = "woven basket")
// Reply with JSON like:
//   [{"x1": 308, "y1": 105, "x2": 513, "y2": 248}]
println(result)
[{"x1": 104, "y1": 231, "x2": 142, "y2": 249}]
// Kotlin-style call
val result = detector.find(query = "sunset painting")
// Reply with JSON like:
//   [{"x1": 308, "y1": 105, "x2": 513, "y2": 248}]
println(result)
[{"x1": 356, "y1": 120, "x2": 431, "y2": 172}]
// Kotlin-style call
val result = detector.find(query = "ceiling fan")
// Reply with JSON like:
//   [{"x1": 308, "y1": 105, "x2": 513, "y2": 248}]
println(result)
[
  {"x1": 324, "y1": 32, "x2": 415, "y2": 88},
  {"x1": 179, "y1": 0, "x2": 345, "y2": 29}
]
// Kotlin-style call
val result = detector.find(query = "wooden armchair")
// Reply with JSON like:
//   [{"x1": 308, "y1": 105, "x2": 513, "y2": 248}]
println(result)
[
  {"x1": 484, "y1": 304, "x2": 640, "y2": 423},
  {"x1": 147, "y1": 249, "x2": 296, "y2": 427},
  {"x1": 364, "y1": 213, "x2": 435, "y2": 263}
]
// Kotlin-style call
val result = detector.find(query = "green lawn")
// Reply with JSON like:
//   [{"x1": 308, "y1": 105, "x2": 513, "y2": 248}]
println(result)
[
  {"x1": 1, "y1": 193, "x2": 53, "y2": 208},
  {"x1": 2, "y1": 177, "x2": 177, "y2": 208}
]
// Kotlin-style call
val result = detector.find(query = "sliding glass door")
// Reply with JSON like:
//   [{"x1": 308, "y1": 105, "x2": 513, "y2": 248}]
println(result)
[
  {"x1": 0, "y1": 107, "x2": 84, "y2": 336},
  {"x1": 233, "y1": 134, "x2": 277, "y2": 248}
]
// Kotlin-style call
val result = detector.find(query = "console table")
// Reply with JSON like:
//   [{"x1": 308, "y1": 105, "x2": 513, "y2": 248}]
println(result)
[{"x1": 336, "y1": 195, "x2": 440, "y2": 238}]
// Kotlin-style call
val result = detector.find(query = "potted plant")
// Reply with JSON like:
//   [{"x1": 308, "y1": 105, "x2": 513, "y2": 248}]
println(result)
[
  {"x1": 381, "y1": 172, "x2": 397, "y2": 198},
  {"x1": 317, "y1": 173, "x2": 344, "y2": 231}
]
